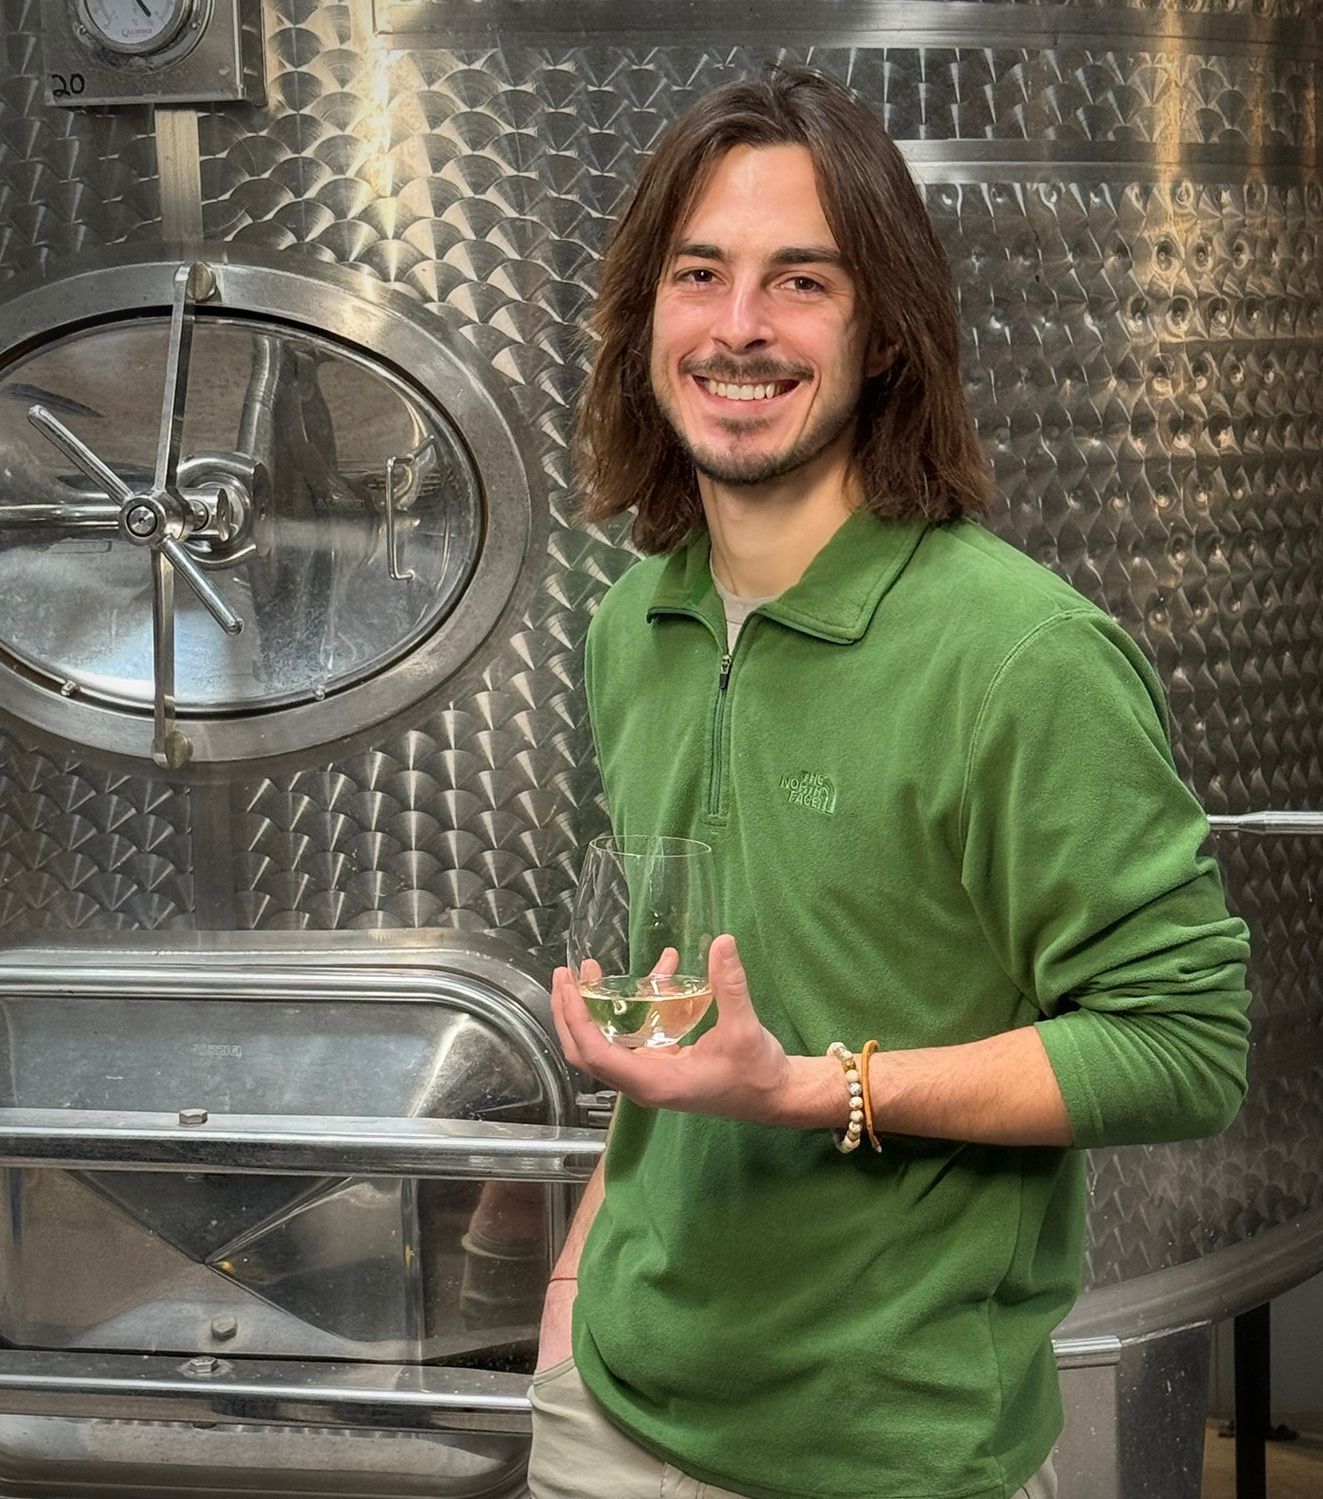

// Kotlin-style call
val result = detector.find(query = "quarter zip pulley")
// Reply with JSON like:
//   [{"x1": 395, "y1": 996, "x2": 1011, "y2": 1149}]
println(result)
[{"x1": 708, "y1": 651, "x2": 733, "y2": 816}]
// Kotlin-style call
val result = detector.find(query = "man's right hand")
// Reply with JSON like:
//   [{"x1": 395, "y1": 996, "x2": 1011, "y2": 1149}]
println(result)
[
  {"x1": 553, "y1": 935, "x2": 827, "y2": 1125},
  {"x1": 535, "y1": 1276, "x2": 578, "y2": 1371}
]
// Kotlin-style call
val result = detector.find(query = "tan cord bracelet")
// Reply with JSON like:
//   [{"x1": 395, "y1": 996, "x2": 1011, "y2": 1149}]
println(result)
[
  {"x1": 858, "y1": 1038, "x2": 882, "y2": 1152},
  {"x1": 827, "y1": 1042, "x2": 865, "y2": 1153}
]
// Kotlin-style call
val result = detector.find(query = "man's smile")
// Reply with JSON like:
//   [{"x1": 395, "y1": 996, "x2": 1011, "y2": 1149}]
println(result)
[{"x1": 693, "y1": 375, "x2": 802, "y2": 404}]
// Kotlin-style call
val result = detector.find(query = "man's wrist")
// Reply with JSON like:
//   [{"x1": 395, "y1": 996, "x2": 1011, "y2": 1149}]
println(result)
[{"x1": 776, "y1": 1054, "x2": 853, "y2": 1130}]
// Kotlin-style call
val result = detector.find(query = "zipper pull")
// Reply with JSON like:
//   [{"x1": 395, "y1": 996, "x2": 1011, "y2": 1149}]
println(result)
[{"x1": 718, "y1": 652, "x2": 733, "y2": 691}]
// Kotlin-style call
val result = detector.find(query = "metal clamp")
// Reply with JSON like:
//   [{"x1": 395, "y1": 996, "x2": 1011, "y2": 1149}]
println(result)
[
  {"x1": 23, "y1": 262, "x2": 245, "y2": 770},
  {"x1": 575, "y1": 1090, "x2": 617, "y2": 1129},
  {"x1": 383, "y1": 435, "x2": 442, "y2": 582}
]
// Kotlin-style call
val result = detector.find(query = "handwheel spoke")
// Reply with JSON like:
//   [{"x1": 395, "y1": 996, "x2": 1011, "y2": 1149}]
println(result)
[
  {"x1": 27, "y1": 406, "x2": 135, "y2": 505},
  {"x1": 161, "y1": 537, "x2": 243, "y2": 636},
  {"x1": 150, "y1": 548, "x2": 178, "y2": 769},
  {"x1": 154, "y1": 263, "x2": 214, "y2": 496}
]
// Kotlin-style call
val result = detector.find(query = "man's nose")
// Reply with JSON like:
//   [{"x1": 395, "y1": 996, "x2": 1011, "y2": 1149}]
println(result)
[{"x1": 710, "y1": 281, "x2": 773, "y2": 352}]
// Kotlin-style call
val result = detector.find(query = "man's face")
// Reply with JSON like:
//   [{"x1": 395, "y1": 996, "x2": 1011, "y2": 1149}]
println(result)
[{"x1": 649, "y1": 143, "x2": 877, "y2": 490}]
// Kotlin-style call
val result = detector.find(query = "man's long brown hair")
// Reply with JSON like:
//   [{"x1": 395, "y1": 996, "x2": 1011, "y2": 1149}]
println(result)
[{"x1": 576, "y1": 65, "x2": 992, "y2": 554}]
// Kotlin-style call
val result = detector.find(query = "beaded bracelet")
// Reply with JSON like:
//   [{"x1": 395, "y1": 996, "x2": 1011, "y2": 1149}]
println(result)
[{"x1": 827, "y1": 1042, "x2": 865, "y2": 1153}]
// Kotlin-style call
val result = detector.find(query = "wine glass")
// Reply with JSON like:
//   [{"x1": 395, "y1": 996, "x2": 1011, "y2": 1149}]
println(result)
[{"x1": 567, "y1": 835, "x2": 718, "y2": 1048}]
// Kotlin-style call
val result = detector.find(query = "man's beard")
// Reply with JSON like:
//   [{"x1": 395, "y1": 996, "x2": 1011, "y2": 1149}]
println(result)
[{"x1": 656, "y1": 372, "x2": 860, "y2": 488}]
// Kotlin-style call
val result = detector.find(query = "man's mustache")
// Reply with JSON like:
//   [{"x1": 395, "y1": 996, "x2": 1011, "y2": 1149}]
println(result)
[{"x1": 680, "y1": 358, "x2": 812, "y2": 384}]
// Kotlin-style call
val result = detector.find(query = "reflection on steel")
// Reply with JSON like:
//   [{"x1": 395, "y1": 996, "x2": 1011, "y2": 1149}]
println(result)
[
  {"x1": 0, "y1": 1108, "x2": 603, "y2": 1181},
  {"x1": 157, "y1": 106, "x2": 205, "y2": 242}
]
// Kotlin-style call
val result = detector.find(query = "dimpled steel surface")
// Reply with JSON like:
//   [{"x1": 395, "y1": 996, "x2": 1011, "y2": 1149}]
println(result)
[
  {"x1": 979, "y1": 0, "x2": 1320, "y2": 13},
  {"x1": 0, "y1": 0, "x2": 1319, "y2": 1287},
  {"x1": 0, "y1": 0, "x2": 192, "y2": 930}
]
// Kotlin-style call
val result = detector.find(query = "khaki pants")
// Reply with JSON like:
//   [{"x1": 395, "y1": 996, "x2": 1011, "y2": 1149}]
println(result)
[{"x1": 528, "y1": 1357, "x2": 1059, "y2": 1499}]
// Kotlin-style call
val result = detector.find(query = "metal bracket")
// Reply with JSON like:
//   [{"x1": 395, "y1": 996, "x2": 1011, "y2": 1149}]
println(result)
[
  {"x1": 575, "y1": 1090, "x2": 617, "y2": 1129},
  {"x1": 383, "y1": 435, "x2": 441, "y2": 582}
]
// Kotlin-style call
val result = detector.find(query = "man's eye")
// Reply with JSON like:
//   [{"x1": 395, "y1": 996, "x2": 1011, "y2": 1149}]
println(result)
[
  {"x1": 678, "y1": 267, "x2": 717, "y2": 284},
  {"x1": 785, "y1": 275, "x2": 825, "y2": 294}
]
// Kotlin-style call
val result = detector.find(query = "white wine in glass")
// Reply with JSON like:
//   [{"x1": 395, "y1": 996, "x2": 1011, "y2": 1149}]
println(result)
[{"x1": 568, "y1": 835, "x2": 718, "y2": 1048}]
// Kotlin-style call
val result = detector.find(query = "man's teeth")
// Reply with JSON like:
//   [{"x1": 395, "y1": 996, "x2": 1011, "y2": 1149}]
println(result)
[{"x1": 700, "y1": 379, "x2": 786, "y2": 401}]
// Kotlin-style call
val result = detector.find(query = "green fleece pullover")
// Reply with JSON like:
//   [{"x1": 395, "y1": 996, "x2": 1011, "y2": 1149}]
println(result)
[{"x1": 574, "y1": 510, "x2": 1251, "y2": 1499}]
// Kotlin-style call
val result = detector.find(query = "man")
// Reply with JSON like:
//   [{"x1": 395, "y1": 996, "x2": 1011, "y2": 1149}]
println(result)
[{"x1": 530, "y1": 66, "x2": 1251, "y2": 1499}]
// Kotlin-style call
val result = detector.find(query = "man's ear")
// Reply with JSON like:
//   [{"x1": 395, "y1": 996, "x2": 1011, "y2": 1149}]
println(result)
[{"x1": 865, "y1": 339, "x2": 900, "y2": 380}]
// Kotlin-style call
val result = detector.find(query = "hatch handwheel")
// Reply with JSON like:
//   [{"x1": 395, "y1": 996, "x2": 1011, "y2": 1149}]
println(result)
[
  {"x1": 26, "y1": 262, "x2": 247, "y2": 769},
  {"x1": 0, "y1": 249, "x2": 531, "y2": 767}
]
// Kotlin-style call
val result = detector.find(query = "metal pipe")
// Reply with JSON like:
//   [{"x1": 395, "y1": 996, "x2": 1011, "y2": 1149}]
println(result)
[
  {"x1": 0, "y1": 1107, "x2": 604, "y2": 1182},
  {"x1": 0, "y1": 500, "x2": 120, "y2": 533},
  {"x1": 0, "y1": 1350, "x2": 536, "y2": 1435},
  {"x1": 1207, "y1": 813, "x2": 1323, "y2": 835}
]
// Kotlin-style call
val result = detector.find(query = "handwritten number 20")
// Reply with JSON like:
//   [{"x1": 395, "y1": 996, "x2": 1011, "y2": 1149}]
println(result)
[{"x1": 50, "y1": 74, "x2": 87, "y2": 101}]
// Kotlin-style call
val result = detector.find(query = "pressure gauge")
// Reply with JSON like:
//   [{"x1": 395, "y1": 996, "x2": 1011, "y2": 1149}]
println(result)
[
  {"x1": 77, "y1": 0, "x2": 197, "y2": 56},
  {"x1": 46, "y1": 0, "x2": 259, "y2": 106}
]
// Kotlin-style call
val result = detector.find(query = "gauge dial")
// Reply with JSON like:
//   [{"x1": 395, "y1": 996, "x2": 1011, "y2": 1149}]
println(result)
[{"x1": 79, "y1": 0, "x2": 196, "y2": 55}]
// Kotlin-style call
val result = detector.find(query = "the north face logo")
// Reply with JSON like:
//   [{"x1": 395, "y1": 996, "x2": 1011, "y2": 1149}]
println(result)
[{"x1": 780, "y1": 771, "x2": 837, "y2": 815}]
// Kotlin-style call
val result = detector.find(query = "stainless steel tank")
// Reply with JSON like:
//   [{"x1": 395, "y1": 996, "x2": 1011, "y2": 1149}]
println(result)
[
  {"x1": 0, "y1": 1, "x2": 1319, "y2": 1496},
  {"x1": 0, "y1": 932, "x2": 597, "y2": 1498}
]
